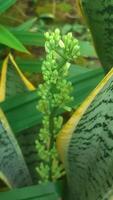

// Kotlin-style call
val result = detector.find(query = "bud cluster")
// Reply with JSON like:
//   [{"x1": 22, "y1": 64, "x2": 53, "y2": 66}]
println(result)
[{"x1": 36, "y1": 29, "x2": 80, "y2": 183}]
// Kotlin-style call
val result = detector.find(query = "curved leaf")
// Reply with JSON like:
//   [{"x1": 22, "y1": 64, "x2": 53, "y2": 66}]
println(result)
[
  {"x1": 0, "y1": 54, "x2": 35, "y2": 102},
  {"x1": 57, "y1": 68, "x2": 113, "y2": 199},
  {"x1": 0, "y1": 108, "x2": 32, "y2": 188}
]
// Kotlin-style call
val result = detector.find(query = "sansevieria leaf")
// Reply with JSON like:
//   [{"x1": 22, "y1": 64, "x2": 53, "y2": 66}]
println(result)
[
  {"x1": 57, "y1": 67, "x2": 113, "y2": 200},
  {"x1": 0, "y1": 25, "x2": 29, "y2": 53},
  {"x1": 0, "y1": 53, "x2": 35, "y2": 102},
  {"x1": 79, "y1": 0, "x2": 113, "y2": 73},
  {"x1": 0, "y1": 108, "x2": 32, "y2": 189}
]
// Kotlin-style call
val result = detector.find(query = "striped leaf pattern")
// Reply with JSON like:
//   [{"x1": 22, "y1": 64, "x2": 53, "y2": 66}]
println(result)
[
  {"x1": 80, "y1": 0, "x2": 113, "y2": 73},
  {"x1": 57, "y1": 68, "x2": 113, "y2": 200},
  {"x1": 0, "y1": 108, "x2": 32, "y2": 188},
  {"x1": 17, "y1": 126, "x2": 40, "y2": 184}
]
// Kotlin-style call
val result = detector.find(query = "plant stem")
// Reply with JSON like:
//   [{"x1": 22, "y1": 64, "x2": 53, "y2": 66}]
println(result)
[{"x1": 48, "y1": 111, "x2": 55, "y2": 181}]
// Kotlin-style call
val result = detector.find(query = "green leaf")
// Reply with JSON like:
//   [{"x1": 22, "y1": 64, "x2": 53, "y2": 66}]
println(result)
[
  {"x1": 0, "y1": 25, "x2": 29, "y2": 53},
  {"x1": 0, "y1": 0, "x2": 17, "y2": 14},
  {"x1": 11, "y1": 30, "x2": 45, "y2": 47},
  {"x1": 81, "y1": 1, "x2": 113, "y2": 73},
  {"x1": 16, "y1": 17, "x2": 38, "y2": 31},
  {"x1": 57, "y1": 68, "x2": 113, "y2": 200},
  {"x1": 0, "y1": 182, "x2": 60, "y2": 200},
  {"x1": 0, "y1": 108, "x2": 32, "y2": 188}
]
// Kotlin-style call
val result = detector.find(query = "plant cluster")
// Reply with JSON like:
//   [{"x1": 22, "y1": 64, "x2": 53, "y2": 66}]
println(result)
[{"x1": 36, "y1": 28, "x2": 80, "y2": 183}]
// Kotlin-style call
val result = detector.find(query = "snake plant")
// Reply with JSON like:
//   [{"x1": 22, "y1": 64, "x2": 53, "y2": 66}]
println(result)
[
  {"x1": 57, "y1": 67, "x2": 113, "y2": 200},
  {"x1": 78, "y1": 0, "x2": 113, "y2": 74}
]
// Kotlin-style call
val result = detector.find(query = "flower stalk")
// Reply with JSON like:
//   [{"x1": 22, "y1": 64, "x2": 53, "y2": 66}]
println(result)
[{"x1": 36, "y1": 29, "x2": 80, "y2": 183}]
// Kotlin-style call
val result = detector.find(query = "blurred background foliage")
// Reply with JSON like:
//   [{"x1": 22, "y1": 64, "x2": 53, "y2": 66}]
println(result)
[{"x1": 0, "y1": 0, "x2": 101, "y2": 75}]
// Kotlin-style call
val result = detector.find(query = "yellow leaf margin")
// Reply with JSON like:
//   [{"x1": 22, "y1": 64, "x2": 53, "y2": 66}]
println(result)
[
  {"x1": 57, "y1": 67, "x2": 113, "y2": 165},
  {"x1": 0, "y1": 53, "x2": 35, "y2": 102}
]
